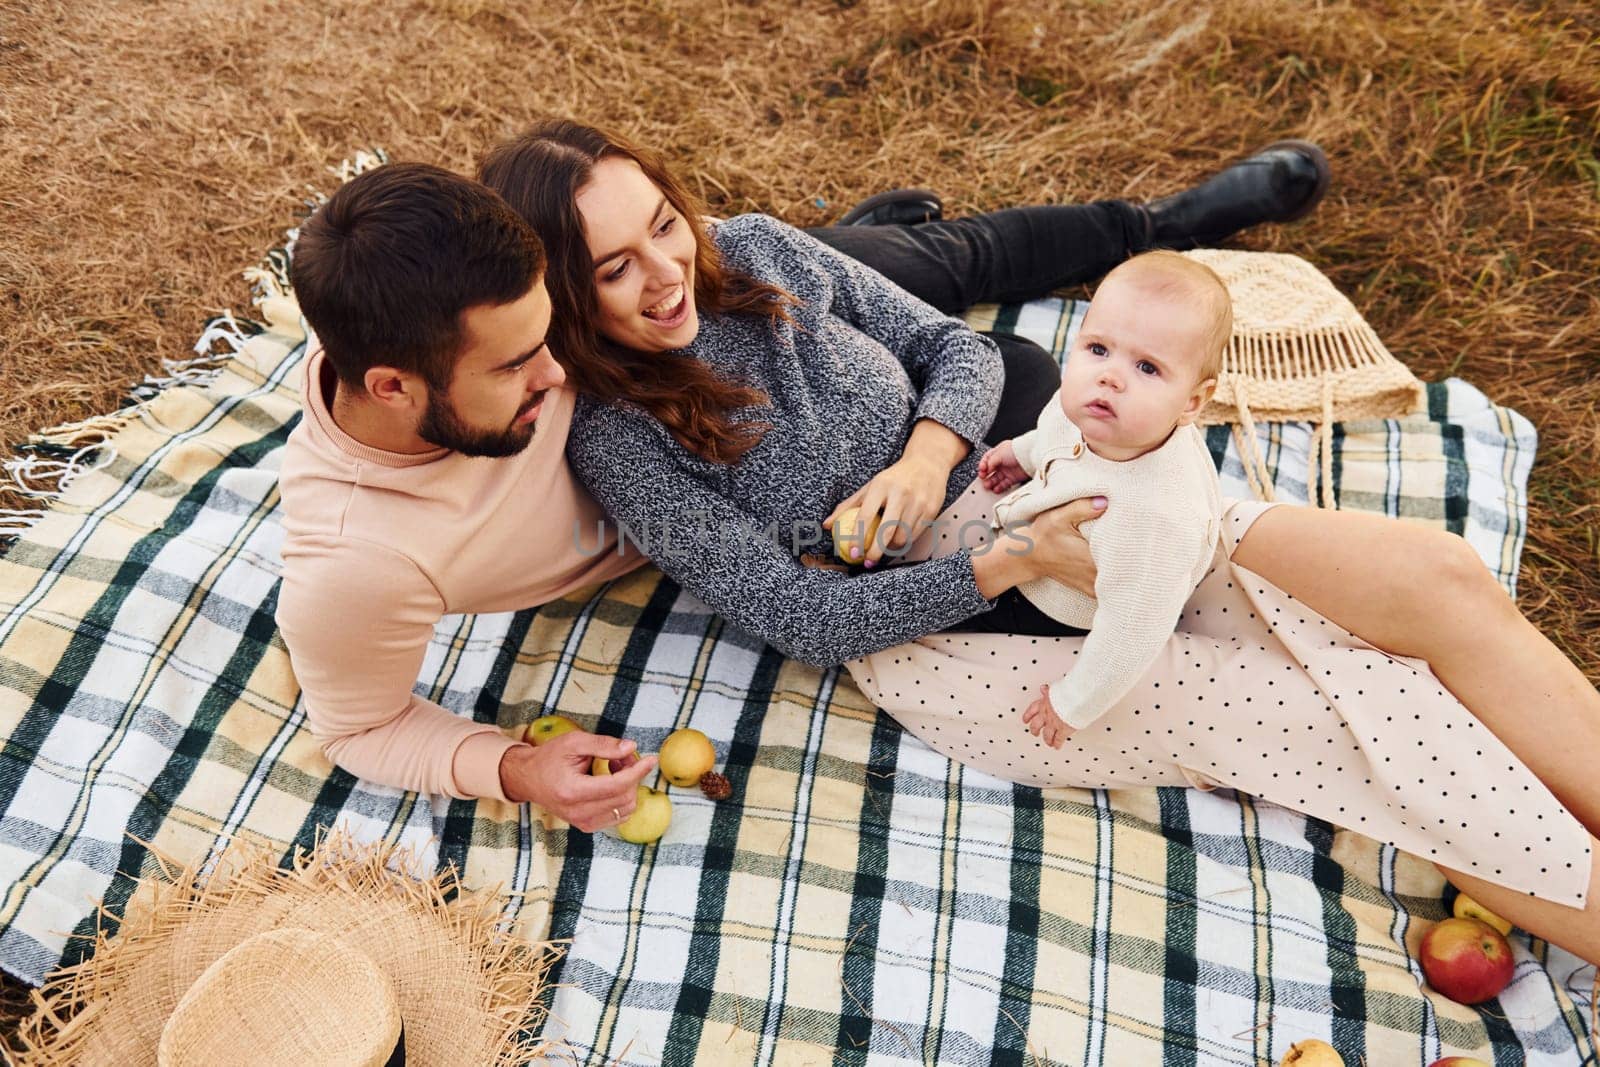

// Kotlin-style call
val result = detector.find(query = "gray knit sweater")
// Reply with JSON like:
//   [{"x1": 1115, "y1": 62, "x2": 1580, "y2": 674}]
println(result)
[{"x1": 567, "y1": 214, "x2": 1002, "y2": 666}]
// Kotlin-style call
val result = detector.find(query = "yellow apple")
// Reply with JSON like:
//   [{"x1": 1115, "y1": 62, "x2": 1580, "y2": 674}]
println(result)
[
  {"x1": 1427, "y1": 1058, "x2": 1492, "y2": 1067},
  {"x1": 524, "y1": 714, "x2": 580, "y2": 746},
  {"x1": 1451, "y1": 892, "x2": 1512, "y2": 936},
  {"x1": 831, "y1": 505, "x2": 882, "y2": 563},
  {"x1": 1280, "y1": 1040, "x2": 1343, "y2": 1067},
  {"x1": 616, "y1": 785, "x2": 672, "y2": 844},
  {"x1": 591, "y1": 756, "x2": 613, "y2": 776},
  {"x1": 658, "y1": 728, "x2": 716, "y2": 788}
]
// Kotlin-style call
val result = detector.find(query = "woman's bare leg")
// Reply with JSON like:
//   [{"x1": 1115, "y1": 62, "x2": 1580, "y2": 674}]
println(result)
[
  {"x1": 1232, "y1": 506, "x2": 1600, "y2": 832},
  {"x1": 1439, "y1": 853, "x2": 1600, "y2": 967}
]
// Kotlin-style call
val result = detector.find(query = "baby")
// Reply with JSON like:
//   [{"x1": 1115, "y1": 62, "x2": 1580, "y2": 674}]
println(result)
[{"x1": 977, "y1": 250, "x2": 1231, "y2": 747}]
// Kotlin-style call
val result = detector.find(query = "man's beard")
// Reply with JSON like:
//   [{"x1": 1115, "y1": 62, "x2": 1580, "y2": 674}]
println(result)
[{"x1": 416, "y1": 389, "x2": 539, "y2": 458}]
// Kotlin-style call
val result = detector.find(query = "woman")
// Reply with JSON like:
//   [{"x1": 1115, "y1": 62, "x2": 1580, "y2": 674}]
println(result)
[{"x1": 478, "y1": 121, "x2": 1600, "y2": 963}]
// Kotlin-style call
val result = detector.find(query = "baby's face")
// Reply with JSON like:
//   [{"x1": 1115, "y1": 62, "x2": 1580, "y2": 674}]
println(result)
[{"x1": 1059, "y1": 274, "x2": 1215, "y2": 459}]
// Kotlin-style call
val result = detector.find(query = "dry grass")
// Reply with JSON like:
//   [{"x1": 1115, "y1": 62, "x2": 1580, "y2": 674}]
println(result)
[{"x1": 1, "y1": 0, "x2": 1597, "y2": 1029}]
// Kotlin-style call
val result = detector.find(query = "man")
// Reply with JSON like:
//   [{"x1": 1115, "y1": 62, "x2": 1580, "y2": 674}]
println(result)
[{"x1": 277, "y1": 163, "x2": 652, "y2": 831}]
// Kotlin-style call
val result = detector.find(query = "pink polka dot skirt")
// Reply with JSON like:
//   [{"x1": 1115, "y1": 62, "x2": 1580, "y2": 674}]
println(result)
[{"x1": 847, "y1": 494, "x2": 1590, "y2": 908}]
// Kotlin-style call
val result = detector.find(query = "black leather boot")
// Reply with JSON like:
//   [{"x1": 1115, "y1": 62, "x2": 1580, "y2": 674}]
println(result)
[
  {"x1": 1141, "y1": 140, "x2": 1331, "y2": 250},
  {"x1": 837, "y1": 188, "x2": 944, "y2": 226}
]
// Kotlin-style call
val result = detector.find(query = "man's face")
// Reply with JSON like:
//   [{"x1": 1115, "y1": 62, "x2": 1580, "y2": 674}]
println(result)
[{"x1": 417, "y1": 280, "x2": 563, "y2": 458}]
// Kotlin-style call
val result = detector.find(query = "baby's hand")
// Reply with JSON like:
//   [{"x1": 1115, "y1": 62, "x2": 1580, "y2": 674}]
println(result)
[
  {"x1": 1021, "y1": 684, "x2": 1075, "y2": 749},
  {"x1": 978, "y1": 440, "x2": 1027, "y2": 494}
]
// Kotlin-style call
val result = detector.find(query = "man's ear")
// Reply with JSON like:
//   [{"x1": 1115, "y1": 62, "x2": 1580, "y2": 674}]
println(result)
[
  {"x1": 1175, "y1": 376, "x2": 1218, "y2": 426},
  {"x1": 361, "y1": 365, "x2": 426, "y2": 410}
]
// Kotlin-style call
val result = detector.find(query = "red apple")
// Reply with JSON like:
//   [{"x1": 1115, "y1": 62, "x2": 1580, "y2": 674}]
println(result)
[
  {"x1": 1419, "y1": 917, "x2": 1515, "y2": 1004},
  {"x1": 1427, "y1": 1058, "x2": 1491, "y2": 1067}
]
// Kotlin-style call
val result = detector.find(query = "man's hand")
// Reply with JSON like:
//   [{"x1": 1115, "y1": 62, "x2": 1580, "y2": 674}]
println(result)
[
  {"x1": 1021, "y1": 683, "x2": 1076, "y2": 749},
  {"x1": 498, "y1": 732, "x2": 659, "y2": 832},
  {"x1": 977, "y1": 440, "x2": 1027, "y2": 494}
]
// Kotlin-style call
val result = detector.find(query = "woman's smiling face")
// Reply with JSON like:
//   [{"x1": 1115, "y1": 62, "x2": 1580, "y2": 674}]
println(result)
[{"x1": 574, "y1": 156, "x2": 701, "y2": 353}]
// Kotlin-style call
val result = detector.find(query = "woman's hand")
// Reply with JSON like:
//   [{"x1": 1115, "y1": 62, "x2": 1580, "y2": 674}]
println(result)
[
  {"x1": 978, "y1": 440, "x2": 1027, "y2": 494},
  {"x1": 798, "y1": 552, "x2": 851, "y2": 573},
  {"x1": 825, "y1": 419, "x2": 969, "y2": 566},
  {"x1": 1016, "y1": 497, "x2": 1104, "y2": 595},
  {"x1": 1022, "y1": 684, "x2": 1075, "y2": 749},
  {"x1": 971, "y1": 496, "x2": 1104, "y2": 598}
]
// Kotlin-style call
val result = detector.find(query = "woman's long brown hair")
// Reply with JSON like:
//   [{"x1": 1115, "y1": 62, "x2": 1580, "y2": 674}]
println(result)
[{"x1": 478, "y1": 120, "x2": 797, "y2": 464}]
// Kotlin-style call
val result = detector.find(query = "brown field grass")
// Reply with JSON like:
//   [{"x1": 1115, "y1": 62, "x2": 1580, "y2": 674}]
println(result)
[{"x1": 1, "y1": 0, "x2": 1597, "y2": 1024}]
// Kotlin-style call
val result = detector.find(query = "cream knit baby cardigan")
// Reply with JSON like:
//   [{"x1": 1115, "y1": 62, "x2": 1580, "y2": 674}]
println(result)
[{"x1": 992, "y1": 393, "x2": 1222, "y2": 728}]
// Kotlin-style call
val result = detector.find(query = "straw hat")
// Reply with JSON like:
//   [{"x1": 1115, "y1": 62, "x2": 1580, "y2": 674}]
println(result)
[
  {"x1": 1182, "y1": 248, "x2": 1427, "y2": 507},
  {"x1": 8, "y1": 831, "x2": 566, "y2": 1066},
  {"x1": 158, "y1": 928, "x2": 403, "y2": 1066}
]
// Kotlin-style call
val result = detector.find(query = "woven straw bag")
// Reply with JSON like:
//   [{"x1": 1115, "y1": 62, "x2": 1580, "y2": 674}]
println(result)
[{"x1": 1183, "y1": 249, "x2": 1427, "y2": 507}]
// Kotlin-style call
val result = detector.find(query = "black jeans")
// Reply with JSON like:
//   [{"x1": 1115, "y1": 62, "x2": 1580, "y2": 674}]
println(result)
[{"x1": 807, "y1": 205, "x2": 1146, "y2": 637}]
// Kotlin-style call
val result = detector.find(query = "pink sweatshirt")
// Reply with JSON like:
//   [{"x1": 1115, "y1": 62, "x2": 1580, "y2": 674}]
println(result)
[{"x1": 276, "y1": 351, "x2": 644, "y2": 800}]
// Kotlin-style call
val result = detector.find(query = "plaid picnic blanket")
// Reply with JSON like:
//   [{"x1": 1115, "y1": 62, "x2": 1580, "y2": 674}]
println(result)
[{"x1": 0, "y1": 255, "x2": 1591, "y2": 1065}]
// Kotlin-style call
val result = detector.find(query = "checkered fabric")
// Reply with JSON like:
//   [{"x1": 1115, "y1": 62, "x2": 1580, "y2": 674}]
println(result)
[{"x1": 0, "y1": 269, "x2": 1591, "y2": 1065}]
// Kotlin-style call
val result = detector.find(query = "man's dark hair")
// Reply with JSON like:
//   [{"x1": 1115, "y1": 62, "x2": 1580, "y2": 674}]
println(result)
[{"x1": 291, "y1": 162, "x2": 546, "y2": 391}]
